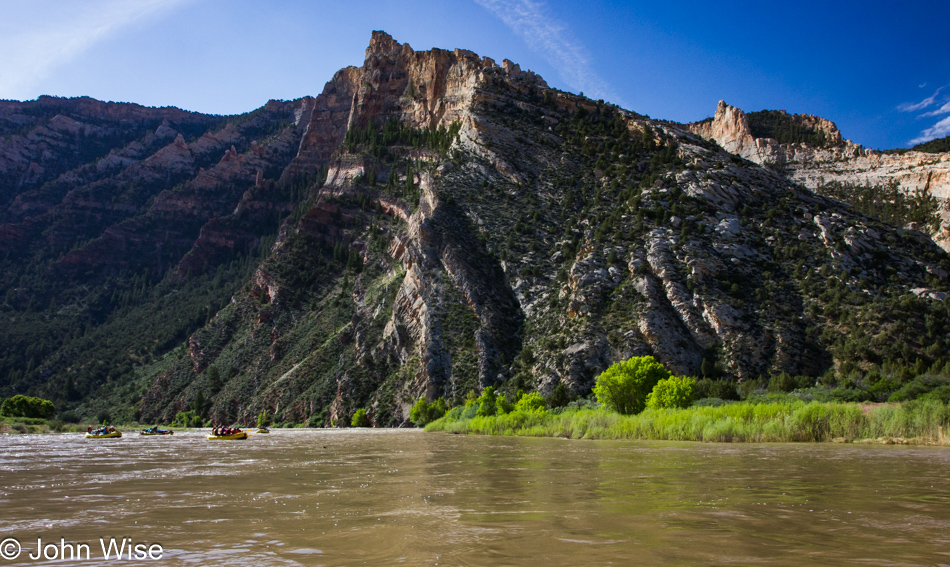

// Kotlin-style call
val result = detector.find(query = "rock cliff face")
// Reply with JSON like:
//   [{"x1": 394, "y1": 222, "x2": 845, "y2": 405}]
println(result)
[
  {"x1": 687, "y1": 101, "x2": 950, "y2": 247},
  {"x1": 2, "y1": 32, "x2": 949, "y2": 426},
  {"x1": 0, "y1": 96, "x2": 216, "y2": 205},
  {"x1": 0, "y1": 96, "x2": 314, "y2": 277}
]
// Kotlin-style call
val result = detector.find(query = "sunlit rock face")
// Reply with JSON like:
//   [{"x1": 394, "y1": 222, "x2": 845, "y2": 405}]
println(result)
[{"x1": 688, "y1": 100, "x2": 950, "y2": 249}]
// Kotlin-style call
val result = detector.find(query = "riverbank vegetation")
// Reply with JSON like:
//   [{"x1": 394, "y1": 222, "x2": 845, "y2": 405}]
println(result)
[
  {"x1": 425, "y1": 356, "x2": 950, "y2": 444},
  {"x1": 1, "y1": 394, "x2": 55, "y2": 419},
  {"x1": 0, "y1": 416, "x2": 88, "y2": 434},
  {"x1": 426, "y1": 399, "x2": 950, "y2": 444}
]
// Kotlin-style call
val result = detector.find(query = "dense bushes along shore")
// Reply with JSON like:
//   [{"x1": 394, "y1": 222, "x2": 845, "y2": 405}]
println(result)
[
  {"x1": 421, "y1": 356, "x2": 950, "y2": 443},
  {"x1": 425, "y1": 399, "x2": 950, "y2": 443},
  {"x1": 0, "y1": 394, "x2": 55, "y2": 419}
]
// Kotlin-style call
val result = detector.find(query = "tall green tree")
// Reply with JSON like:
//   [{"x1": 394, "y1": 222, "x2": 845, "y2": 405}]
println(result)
[
  {"x1": 409, "y1": 397, "x2": 447, "y2": 426},
  {"x1": 593, "y1": 356, "x2": 670, "y2": 415}
]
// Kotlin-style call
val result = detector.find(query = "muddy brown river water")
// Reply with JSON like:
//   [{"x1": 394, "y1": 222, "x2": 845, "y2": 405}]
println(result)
[{"x1": 1, "y1": 429, "x2": 949, "y2": 565}]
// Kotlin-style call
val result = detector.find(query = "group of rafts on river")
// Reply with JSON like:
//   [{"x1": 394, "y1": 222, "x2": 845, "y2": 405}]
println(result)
[{"x1": 84, "y1": 425, "x2": 270, "y2": 440}]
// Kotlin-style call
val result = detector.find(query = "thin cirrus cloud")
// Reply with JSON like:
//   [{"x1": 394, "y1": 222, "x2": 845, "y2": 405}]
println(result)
[
  {"x1": 920, "y1": 101, "x2": 950, "y2": 119},
  {"x1": 897, "y1": 86, "x2": 944, "y2": 113},
  {"x1": 909, "y1": 116, "x2": 950, "y2": 145},
  {"x1": 0, "y1": 0, "x2": 192, "y2": 101},
  {"x1": 474, "y1": 0, "x2": 621, "y2": 105},
  {"x1": 898, "y1": 84, "x2": 950, "y2": 144}
]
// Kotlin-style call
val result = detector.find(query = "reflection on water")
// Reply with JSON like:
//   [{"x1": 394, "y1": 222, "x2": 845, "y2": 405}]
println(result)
[{"x1": 1, "y1": 429, "x2": 949, "y2": 565}]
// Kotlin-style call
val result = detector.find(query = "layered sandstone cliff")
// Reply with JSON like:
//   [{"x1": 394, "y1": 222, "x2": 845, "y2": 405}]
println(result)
[{"x1": 687, "y1": 100, "x2": 950, "y2": 248}]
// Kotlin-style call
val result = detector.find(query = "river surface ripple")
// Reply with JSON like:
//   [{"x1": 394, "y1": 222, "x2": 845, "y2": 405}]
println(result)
[{"x1": 1, "y1": 429, "x2": 949, "y2": 565}]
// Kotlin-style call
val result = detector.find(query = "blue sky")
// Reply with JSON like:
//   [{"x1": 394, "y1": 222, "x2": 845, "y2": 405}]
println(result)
[{"x1": 1, "y1": 0, "x2": 948, "y2": 150}]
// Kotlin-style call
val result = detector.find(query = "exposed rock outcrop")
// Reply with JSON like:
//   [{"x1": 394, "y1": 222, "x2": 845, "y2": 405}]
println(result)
[{"x1": 687, "y1": 100, "x2": 950, "y2": 249}]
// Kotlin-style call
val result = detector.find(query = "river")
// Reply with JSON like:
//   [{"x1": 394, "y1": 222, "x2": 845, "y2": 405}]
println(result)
[{"x1": 0, "y1": 429, "x2": 948, "y2": 565}]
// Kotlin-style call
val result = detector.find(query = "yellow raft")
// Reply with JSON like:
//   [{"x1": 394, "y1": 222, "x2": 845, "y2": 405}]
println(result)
[
  {"x1": 207, "y1": 431, "x2": 248, "y2": 440},
  {"x1": 255, "y1": 428, "x2": 270, "y2": 434},
  {"x1": 85, "y1": 431, "x2": 122, "y2": 439}
]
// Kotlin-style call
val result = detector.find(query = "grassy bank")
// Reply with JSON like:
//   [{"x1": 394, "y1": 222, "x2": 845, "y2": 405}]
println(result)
[
  {"x1": 0, "y1": 417, "x2": 183, "y2": 434},
  {"x1": 425, "y1": 399, "x2": 950, "y2": 444},
  {"x1": 0, "y1": 416, "x2": 93, "y2": 434}
]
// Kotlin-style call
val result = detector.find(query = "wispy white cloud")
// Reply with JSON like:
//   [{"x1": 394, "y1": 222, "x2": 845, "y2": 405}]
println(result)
[
  {"x1": 0, "y1": 0, "x2": 192, "y2": 100},
  {"x1": 900, "y1": 83, "x2": 950, "y2": 144},
  {"x1": 897, "y1": 85, "x2": 944, "y2": 113},
  {"x1": 474, "y1": 0, "x2": 620, "y2": 104},
  {"x1": 920, "y1": 101, "x2": 950, "y2": 118},
  {"x1": 910, "y1": 115, "x2": 950, "y2": 145}
]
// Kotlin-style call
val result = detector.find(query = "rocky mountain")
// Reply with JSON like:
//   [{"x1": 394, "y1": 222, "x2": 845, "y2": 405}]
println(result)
[
  {"x1": 2, "y1": 32, "x2": 949, "y2": 426},
  {"x1": 687, "y1": 101, "x2": 950, "y2": 248}
]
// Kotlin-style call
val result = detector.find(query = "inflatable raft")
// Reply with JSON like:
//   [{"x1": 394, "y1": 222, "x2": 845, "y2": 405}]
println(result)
[
  {"x1": 85, "y1": 431, "x2": 122, "y2": 439},
  {"x1": 207, "y1": 431, "x2": 248, "y2": 440},
  {"x1": 141, "y1": 428, "x2": 173, "y2": 436}
]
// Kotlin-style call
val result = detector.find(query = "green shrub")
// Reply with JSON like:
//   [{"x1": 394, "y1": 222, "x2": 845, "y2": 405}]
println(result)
[
  {"x1": 308, "y1": 408, "x2": 329, "y2": 428},
  {"x1": 496, "y1": 393, "x2": 513, "y2": 415},
  {"x1": 737, "y1": 377, "x2": 766, "y2": 399},
  {"x1": 0, "y1": 394, "x2": 55, "y2": 419},
  {"x1": 920, "y1": 385, "x2": 950, "y2": 404},
  {"x1": 476, "y1": 386, "x2": 498, "y2": 417},
  {"x1": 828, "y1": 386, "x2": 874, "y2": 403},
  {"x1": 464, "y1": 390, "x2": 478, "y2": 406},
  {"x1": 768, "y1": 373, "x2": 814, "y2": 393},
  {"x1": 546, "y1": 383, "x2": 573, "y2": 408},
  {"x1": 868, "y1": 376, "x2": 902, "y2": 402},
  {"x1": 647, "y1": 376, "x2": 695, "y2": 409},
  {"x1": 593, "y1": 356, "x2": 670, "y2": 414},
  {"x1": 566, "y1": 398, "x2": 600, "y2": 410},
  {"x1": 888, "y1": 375, "x2": 950, "y2": 402},
  {"x1": 409, "y1": 398, "x2": 427, "y2": 425},
  {"x1": 351, "y1": 408, "x2": 370, "y2": 427},
  {"x1": 257, "y1": 410, "x2": 272, "y2": 427},
  {"x1": 693, "y1": 378, "x2": 740, "y2": 401},
  {"x1": 410, "y1": 397, "x2": 448, "y2": 426},
  {"x1": 515, "y1": 392, "x2": 547, "y2": 413},
  {"x1": 692, "y1": 397, "x2": 730, "y2": 407},
  {"x1": 171, "y1": 410, "x2": 202, "y2": 428}
]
